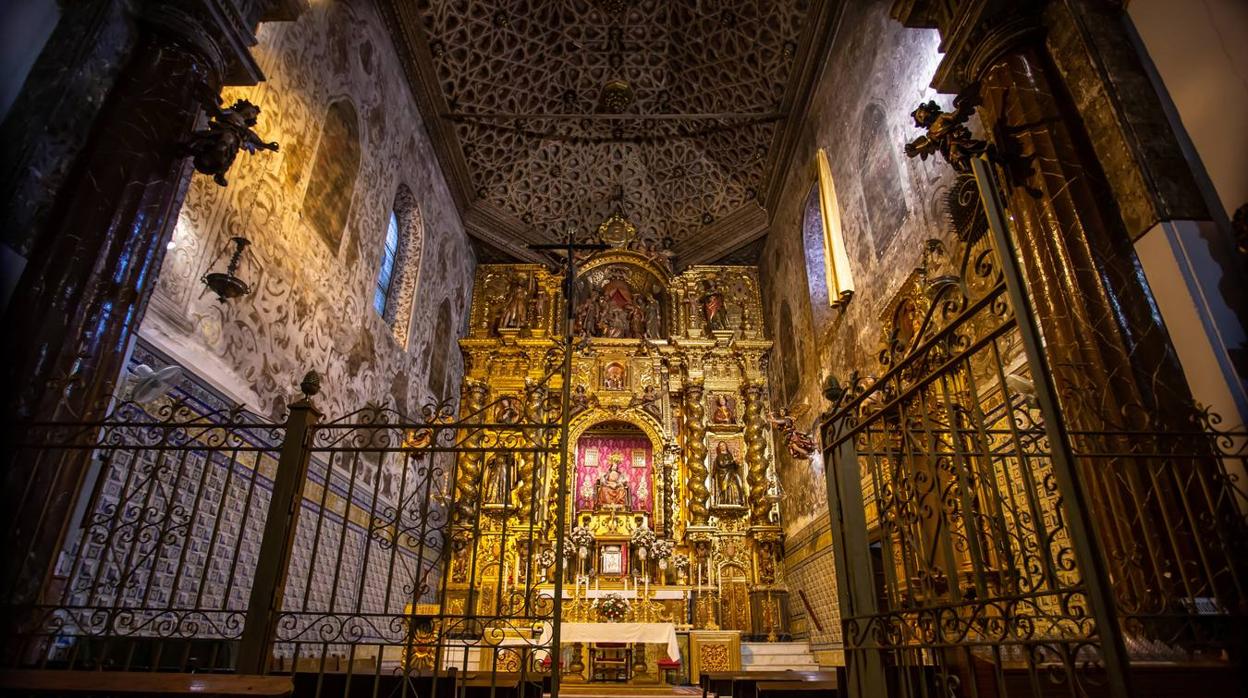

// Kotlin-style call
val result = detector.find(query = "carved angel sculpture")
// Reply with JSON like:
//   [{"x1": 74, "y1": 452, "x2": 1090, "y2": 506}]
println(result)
[
  {"x1": 768, "y1": 409, "x2": 816, "y2": 460},
  {"x1": 903, "y1": 92, "x2": 986, "y2": 174},
  {"x1": 184, "y1": 98, "x2": 279, "y2": 186}
]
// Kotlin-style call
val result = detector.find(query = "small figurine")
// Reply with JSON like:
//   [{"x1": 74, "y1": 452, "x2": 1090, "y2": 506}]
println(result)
[
  {"x1": 903, "y1": 91, "x2": 986, "y2": 174},
  {"x1": 711, "y1": 394, "x2": 736, "y2": 424},
  {"x1": 699, "y1": 279, "x2": 728, "y2": 332},
  {"x1": 768, "y1": 408, "x2": 817, "y2": 460},
  {"x1": 497, "y1": 277, "x2": 529, "y2": 330},
  {"x1": 629, "y1": 384, "x2": 663, "y2": 421},
  {"x1": 183, "y1": 98, "x2": 279, "y2": 186}
]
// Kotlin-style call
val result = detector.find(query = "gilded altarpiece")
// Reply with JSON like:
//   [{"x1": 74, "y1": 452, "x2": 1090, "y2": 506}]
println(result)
[{"x1": 447, "y1": 247, "x2": 790, "y2": 681}]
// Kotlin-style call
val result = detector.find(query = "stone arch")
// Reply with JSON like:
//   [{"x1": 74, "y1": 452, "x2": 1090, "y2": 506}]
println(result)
[
  {"x1": 382, "y1": 184, "x2": 425, "y2": 347},
  {"x1": 302, "y1": 98, "x2": 360, "y2": 252}
]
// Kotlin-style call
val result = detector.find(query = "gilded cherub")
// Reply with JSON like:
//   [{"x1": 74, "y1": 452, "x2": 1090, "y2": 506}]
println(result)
[
  {"x1": 903, "y1": 92, "x2": 986, "y2": 174},
  {"x1": 184, "y1": 98, "x2": 279, "y2": 186}
]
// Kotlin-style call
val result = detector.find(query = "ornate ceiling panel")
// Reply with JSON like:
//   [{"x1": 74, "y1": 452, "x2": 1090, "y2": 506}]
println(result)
[{"x1": 392, "y1": 0, "x2": 825, "y2": 259}]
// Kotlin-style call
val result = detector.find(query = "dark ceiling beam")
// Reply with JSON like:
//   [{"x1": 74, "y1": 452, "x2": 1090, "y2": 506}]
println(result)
[
  {"x1": 761, "y1": 0, "x2": 847, "y2": 220},
  {"x1": 377, "y1": 0, "x2": 475, "y2": 213},
  {"x1": 463, "y1": 203, "x2": 549, "y2": 265},
  {"x1": 674, "y1": 203, "x2": 769, "y2": 266}
]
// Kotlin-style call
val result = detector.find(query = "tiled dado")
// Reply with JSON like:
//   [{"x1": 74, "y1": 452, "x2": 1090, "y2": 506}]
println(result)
[{"x1": 781, "y1": 518, "x2": 842, "y2": 659}]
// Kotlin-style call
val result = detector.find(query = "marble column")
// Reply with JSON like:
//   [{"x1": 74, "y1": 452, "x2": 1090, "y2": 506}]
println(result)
[
  {"x1": 741, "y1": 383, "x2": 769, "y2": 525},
  {"x1": 0, "y1": 1, "x2": 289, "y2": 608},
  {"x1": 684, "y1": 380, "x2": 710, "y2": 525}
]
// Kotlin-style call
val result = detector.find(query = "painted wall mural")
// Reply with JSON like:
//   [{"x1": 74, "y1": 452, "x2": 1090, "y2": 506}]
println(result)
[
  {"x1": 757, "y1": 1, "x2": 957, "y2": 659},
  {"x1": 140, "y1": 1, "x2": 474, "y2": 427}
]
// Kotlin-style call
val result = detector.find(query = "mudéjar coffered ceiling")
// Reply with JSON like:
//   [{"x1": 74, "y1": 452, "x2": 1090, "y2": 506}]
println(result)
[{"x1": 380, "y1": 0, "x2": 840, "y2": 264}]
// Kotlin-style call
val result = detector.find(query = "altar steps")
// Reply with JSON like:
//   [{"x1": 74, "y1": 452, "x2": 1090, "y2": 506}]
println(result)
[{"x1": 740, "y1": 642, "x2": 822, "y2": 672}]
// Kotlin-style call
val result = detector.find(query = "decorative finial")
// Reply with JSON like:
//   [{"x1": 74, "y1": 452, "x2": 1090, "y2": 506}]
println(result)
[{"x1": 300, "y1": 370, "x2": 322, "y2": 396}]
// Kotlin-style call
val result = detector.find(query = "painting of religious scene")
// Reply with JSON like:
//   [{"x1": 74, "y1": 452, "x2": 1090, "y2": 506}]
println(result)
[{"x1": 575, "y1": 430, "x2": 654, "y2": 514}]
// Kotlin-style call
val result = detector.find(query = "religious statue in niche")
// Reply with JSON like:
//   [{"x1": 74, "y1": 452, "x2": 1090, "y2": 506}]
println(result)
[
  {"x1": 602, "y1": 362, "x2": 628, "y2": 391},
  {"x1": 713, "y1": 441, "x2": 745, "y2": 507},
  {"x1": 596, "y1": 456, "x2": 632, "y2": 509},
  {"x1": 699, "y1": 279, "x2": 729, "y2": 332},
  {"x1": 903, "y1": 92, "x2": 987, "y2": 174},
  {"x1": 184, "y1": 98, "x2": 279, "y2": 186},
  {"x1": 482, "y1": 452, "x2": 516, "y2": 507},
  {"x1": 496, "y1": 276, "x2": 530, "y2": 331},
  {"x1": 710, "y1": 394, "x2": 738, "y2": 424},
  {"x1": 768, "y1": 409, "x2": 816, "y2": 460},
  {"x1": 573, "y1": 266, "x2": 664, "y2": 339}
]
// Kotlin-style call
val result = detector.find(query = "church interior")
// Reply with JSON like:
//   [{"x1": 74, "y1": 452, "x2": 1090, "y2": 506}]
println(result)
[{"x1": 1, "y1": 1, "x2": 1246, "y2": 697}]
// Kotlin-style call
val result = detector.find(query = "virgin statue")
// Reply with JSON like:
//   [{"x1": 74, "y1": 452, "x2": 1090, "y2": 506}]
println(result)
[{"x1": 595, "y1": 459, "x2": 631, "y2": 509}]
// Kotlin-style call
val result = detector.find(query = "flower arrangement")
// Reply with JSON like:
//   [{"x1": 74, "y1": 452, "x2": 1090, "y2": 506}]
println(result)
[
  {"x1": 598, "y1": 593, "x2": 631, "y2": 622},
  {"x1": 651, "y1": 538, "x2": 675, "y2": 570},
  {"x1": 671, "y1": 553, "x2": 690, "y2": 571},
  {"x1": 570, "y1": 525, "x2": 595, "y2": 557},
  {"x1": 629, "y1": 523, "x2": 656, "y2": 557},
  {"x1": 536, "y1": 548, "x2": 557, "y2": 570}
]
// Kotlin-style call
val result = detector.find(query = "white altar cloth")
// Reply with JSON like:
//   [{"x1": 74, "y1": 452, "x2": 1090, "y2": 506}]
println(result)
[{"x1": 557, "y1": 622, "x2": 680, "y2": 661}]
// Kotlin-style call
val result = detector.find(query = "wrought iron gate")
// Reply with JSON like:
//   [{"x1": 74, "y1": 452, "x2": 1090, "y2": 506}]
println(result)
[
  {"x1": 820, "y1": 162, "x2": 1247, "y2": 698},
  {"x1": 3, "y1": 364, "x2": 568, "y2": 698}
]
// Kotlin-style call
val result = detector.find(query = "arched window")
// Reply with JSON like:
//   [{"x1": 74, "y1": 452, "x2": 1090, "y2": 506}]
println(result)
[
  {"x1": 303, "y1": 99, "x2": 360, "y2": 251},
  {"x1": 374, "y1": 211, "x2": 400, "y2": 315},
  {"x1": 375, "y1": 185, "x2": 425, "y2": 347},
  {"x1": 805, "y1": 149, "x2": 854, "y2": 311}
]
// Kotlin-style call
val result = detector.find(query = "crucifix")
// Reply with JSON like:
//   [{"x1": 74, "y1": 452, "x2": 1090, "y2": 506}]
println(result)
[{"x1": 528, "y1": 233, "x2": 607, "y2": 696}]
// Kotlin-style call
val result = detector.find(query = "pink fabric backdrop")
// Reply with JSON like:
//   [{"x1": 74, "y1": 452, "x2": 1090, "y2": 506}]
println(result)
[{"x1": 575, "y1": 435, "x2": 653, "y2": 513}]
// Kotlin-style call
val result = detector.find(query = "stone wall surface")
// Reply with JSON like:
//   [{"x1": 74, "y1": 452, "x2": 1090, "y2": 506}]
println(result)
[
  {"x1": 140, "y1": 0, "x2": 474, "y2": 428},
  {"x1": 759, "y1": 0, "x2": 959, "y2": 646}
]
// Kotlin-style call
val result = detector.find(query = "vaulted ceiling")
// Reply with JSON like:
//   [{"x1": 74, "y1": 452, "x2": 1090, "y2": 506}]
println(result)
[{"x1": 380, "y1": 0, "x2": 839, "y2": 264}]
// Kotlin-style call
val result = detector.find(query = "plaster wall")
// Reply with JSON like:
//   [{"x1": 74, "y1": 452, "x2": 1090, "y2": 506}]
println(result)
[
  {"x1": 139, "y1": 0, "x2": 475, "y2": 428},
  {"x1": 758, "y1": 0, "x2": 957, "y2": 654},
  {"x1": 1129, "y1": 0, "x2": 1248, "y2": 219}
]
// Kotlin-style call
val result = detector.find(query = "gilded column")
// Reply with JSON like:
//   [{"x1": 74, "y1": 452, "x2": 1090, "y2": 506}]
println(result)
[
  {"x1": 515, "y1": 380, "x2": 546, "y2": 517},
  {"x1": 454, "y1": 379, "x2": 490, "y2": 519},
  {"x1": 684, "y1": 380, "x2": 710, "y2": 525},
  {"x1": 742, "y1": 383, "x2": 769, "y2": 524}
]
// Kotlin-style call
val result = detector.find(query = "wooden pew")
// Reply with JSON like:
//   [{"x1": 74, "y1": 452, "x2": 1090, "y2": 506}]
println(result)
[
  {"x1": 0, "y1": 670, "x2": 292, "y2": 696},
  {"x1": 702, "y1": 670, "x2": 840, "y2": 698},
  {"x1": 757, "y1": 680, "x2": 840, "y2": 697}
]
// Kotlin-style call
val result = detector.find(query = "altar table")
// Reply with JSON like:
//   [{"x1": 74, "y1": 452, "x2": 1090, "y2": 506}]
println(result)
[{"x1": 558, "y1": 622, "x2": 680, "y2": 661}]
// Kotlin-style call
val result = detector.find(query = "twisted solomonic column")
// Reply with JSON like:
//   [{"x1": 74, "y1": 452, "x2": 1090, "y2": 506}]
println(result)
[
  {"x1": 515, "y1": 381, "x2": 547, "y2": 518},
  {"x1": 454, "y1": 379, "x2": 490, "y2": 520},
  {"x1": 684, "y1": 380, "x2": 710, "y2": 525},
  {"x1": 742, "y1": 382, "x2": 770, "y2": 524}
]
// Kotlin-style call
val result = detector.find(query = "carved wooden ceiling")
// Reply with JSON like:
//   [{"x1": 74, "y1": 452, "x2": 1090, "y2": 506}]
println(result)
[{"x1": 381, "y1": 0, "x2": 839, "y2": 264}]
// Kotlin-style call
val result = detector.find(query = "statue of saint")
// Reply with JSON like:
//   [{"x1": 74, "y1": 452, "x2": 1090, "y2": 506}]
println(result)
[
  {"x1": 700, "y1": 279, "x2": 728, "y2": 332},
  {"x1": 643, "y1": 293, "x2": 662, "y2": 338},
  {"x1": 482, "y1": 453, "x2": 515, "y2": 506},
  {"x1": 712, "y1": 395, "x2": 735, "y2": 424},
  {"x1": 595, "y1": 459, "x2": 631, "y2": 509},
  {"x1": 713, "y1": 441, "x2": 744, "y2": 506},
  {"x1": 497, "y1": 277, "x2": 529, "y2": 330}
]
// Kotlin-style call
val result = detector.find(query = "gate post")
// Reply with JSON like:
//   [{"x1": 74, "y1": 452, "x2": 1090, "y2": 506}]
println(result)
[
  {"x1": 820, "y1": 417, "x2": 887, "y2": 698},
  {"x1": 237, "y1": 371, "x2": 323, "y2": 673}
]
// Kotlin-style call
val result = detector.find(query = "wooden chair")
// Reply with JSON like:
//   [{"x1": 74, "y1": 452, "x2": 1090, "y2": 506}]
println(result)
[{"x1": 589, "y1": 642, "x2": 631, "y2": 682}]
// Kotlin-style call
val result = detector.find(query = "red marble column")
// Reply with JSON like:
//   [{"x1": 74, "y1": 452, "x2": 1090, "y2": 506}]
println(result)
[{"x1": 0, "y1": 5, "x2": 269, "y2": 606}]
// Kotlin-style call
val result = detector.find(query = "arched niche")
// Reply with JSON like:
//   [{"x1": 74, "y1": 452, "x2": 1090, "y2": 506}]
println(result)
[
  {"x1": 570, "y1": 251, "x2": 670, "y2": 340},
  {"x1": 564, "y1": 407, "x2": 669, "y2": 531}
]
